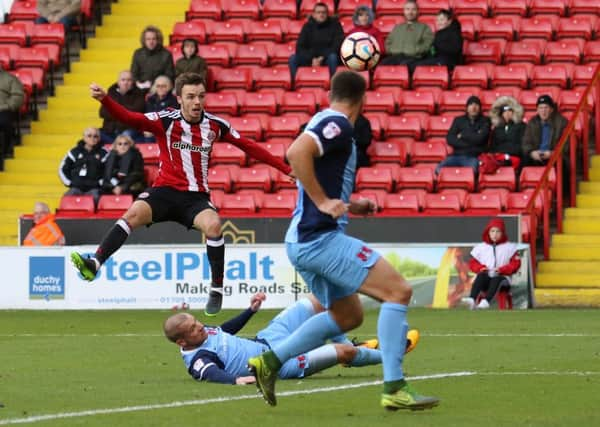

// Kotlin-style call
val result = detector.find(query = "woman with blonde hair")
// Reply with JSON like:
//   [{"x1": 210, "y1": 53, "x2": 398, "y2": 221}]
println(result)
[{"x1": 102, "y1": 134, "x2": 145, "y2": 196}]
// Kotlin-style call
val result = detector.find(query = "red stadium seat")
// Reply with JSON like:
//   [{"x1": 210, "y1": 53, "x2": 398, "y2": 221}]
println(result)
[
  {"x1": 413, "y1": 0, "x2": 451, "y2": 15},
  {"x1": 478, "y1": 166, "x2": 516, "y2": 191},
  {"x1": 206, "y1": 19, "x2": 245, "y2": 43},
  {"x1": 254, "y1": 65, "x2": 292, "y2": 90},
  {"x1": 464, "y1": 193, "x2": 503, "y2": 214},
  {"x1": 382, "y1": 193, "x2": 420, "y2": 215},
  {"x1": 518, "y1": 16, "x2": 555, "y2": 40},
  {"x1": 582, "y1": 42, "x2": 600, "y2": 64},
  {"x1": 299, "y1": 0, "x2": 334, "y2": 16},
  {"x1": 266, "y1": 114, "x2": 303, "y2": 139},
  {"x1": 451, "y1": 65, "x2": 489, "y2": 89},
  {"x1": 504, "y1": 40, "x2": 545, "y2": 65},
  {"x1": 396, "y1": 166, "x2": 435, "y2": 192},
  {"x1": 385, "y1": 115, "x2": 422, "y2": 140},
  {"x1": 205, "y1": 92, "x2": 239, "y2": 116},
  {"x1": 396, "y1": 188, "x2": 427, "y2": 206},
  {"x1": 187, "y1": 0, "x2": 223, "y2": 20},
  {"x1": 479, "y1": 17, "x2": 518, "y2": 40},
  {"x1": 137, "y1": 144, "x2": 160, "y2": 165},
  {"x1": 558, "y1": 90, "x2": 591, "y2": 112},
  {"x1": 170, "y1": 21, "x2": 207, "y2": 45},
  {"x1": 530, "y1": 65, "x2": 570, "y2": 88},
  {"x1": 368, "y1": 141, "x2": 408, "y2": 165},
  {"x1": 452, "y1": 0, "x2": 489, "y2": 16},
  {"x1": 464, "y1": 41, "x2": 502, "y2": 64},
  {"x1": 572, "y1": 64, "x2": 596, "y2": 87},
  {"x1": 412, "y1": 66, "x2": 449, "y2": 89},
  {"x1": 219, "y1": 193, "x2": 257, "y2": 215},
  {"x1": 208, "y1": 166, "x2": 235, "y2": 192},
  {"x1": 491, "y1": 0, "x2": 528, "y2": 16},
  {"x1": 363, "y1": 112, "x2": 385, "y2": 140},
  {"x1": 14, "y1": 46, "x2": 52, "y2": 71},
  {"x1": 506, "y1": 191, "x2": 544, "y2": 218},
  {"x1": 568, "y1": 0, "x2": 598, "y2": 14},
  {"x1": 410, "y1": 140, "x2": 447, "y2": 164},
  {"x1": 338, "y1": 0, "x2": 373, "y2": 16},
  {"x1": 7, "y1": 1, "x2": 39, "y2": 21},
  {"x1": 210, "y1": 143, "x2": 247, "y2": 166},
  {"x1": 518, "y1": 88, "x2": 560, "y2": 111},
  {"x1": 97, "y1": 195, "x2": 134, "y2": 216},
  {"x1": 375, "y1": 0, "x2": 405, "y2": 16},
  {"x1": 57, "y1": 195, "x2": 95, "y2": 216},
  {"x1": 262, "y1": 0, "x2": 297, "y2": 19},
  {"x1": 235, "y1": 166, "x2": 273, "y2": 191},
  {"x1": 197, "y1": 44, "x2": 231, "y2": 67},
  {"x1": 222, "y1": 0, "x2": 260, "y2": 19},
  {"x1": 519, "y1": 166, "x2": 556, "y2": 191},
  {"x1": 481, "y1": 88, "x2": 521, "y2": 110},
  {"x1": 245, "y1": 20, "x2": 284, "y2": 43},
  {"x1": 425, "y1": 115, "x2": 454, "y2": 139},
  {"x1": 459, "y1": 15, "x2": 481, "y2": 41},
  {"x1": 365, "y1": 89, "x2": 397, "y2": 114},
  {"x1": 269, "y1": 42, "x2": 296, "y2": 65},
  {"x1": 8, "y1": 69, "x2": 33, "y2": 114},
  {"x1": 227, "y1": 116, "x2": 263, "y2": 140},
  {"x1": 373, "y1": 16, "x2": 402, "y2": 37},
  {"x1": 544, "y1": 40, "x2": 582, "y2": 64},
  {"x1": 529, "y1": 0, "x2": 567, "y2": 16},
  {"x1": 240, "y1": 91, "x2": 278, "y2": 115},
  {"x1": 355, "y1": 167, "x2": 394, "y2": 192},
  {"x1": 491, "y1": 64, "x2": 530, "y2": 89},
  {"x1": 399, "y1": 90, "x2": 436, "y2": 114},
  {"x1": 0, "y1": 22, "x2": 28, "y2": 46},
  {"x1": 438, "y1": 89, "x2": 481, "y2": 113},
  {"x1": 283, "y1": 19, "x2": 304, "y2": 42},
  {"x1": 144, "y1": 165, "x2": 159, "y2": 186},
  {"x1": 213, "y1": 67, "x2": 252, "y2": 91},
  {"x1": 557, "y1": 16, "x2": 594, "y2": 40},
  {"x1": 232, "y1": 43, "x2": 269, "y2": 66},
  {"x1": 480, "y1": 188, "x2": 509, "y2": 210},
  {"x1": 372, "y1": 65, "x2": 410, "y2": 89},
  {"x1": 423, "y1": 193, "x2": 461, "y2": 214},
  {"x1": 437, "y1": 167, "x2": 475, "y2": 192},
  {"x1": 250, "y1": 141, "x2": 287, "y2": 165},
  {"x1": 294, "y1": 66, "x2": 330, "y2": 89},
  {"x1": 259, "y1": 192, "x2": 296, "y2": 215},
  {"x1": 281, "y1": 91, "x2": 318, "y2": 115}
]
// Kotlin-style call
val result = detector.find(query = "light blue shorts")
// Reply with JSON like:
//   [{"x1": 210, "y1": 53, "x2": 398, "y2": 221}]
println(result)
[{"x1": 286, "y1": 231, "x2": 381, "y2": 309}]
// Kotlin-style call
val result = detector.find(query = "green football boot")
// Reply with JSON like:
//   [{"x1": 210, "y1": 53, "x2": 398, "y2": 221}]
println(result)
[
  {"x1": 381, "y1": 382, "x2": 440, "y2": 411},
  {"x1": 247, "y1": 355, "x2": 278, "y2": 406},
  {"x1": 70, "y1": 252, "x2": 98, "y2": 281}
]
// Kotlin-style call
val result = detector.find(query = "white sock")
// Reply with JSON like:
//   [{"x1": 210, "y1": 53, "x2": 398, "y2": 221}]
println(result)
[{"x1": 476, "y1": 299, "x2": 490, "y2": 309}]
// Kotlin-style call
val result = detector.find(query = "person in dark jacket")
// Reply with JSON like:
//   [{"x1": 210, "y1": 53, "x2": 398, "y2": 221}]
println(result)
[
  {"x1": 355, "y1": 113, "x2": 373, "y2": 168},
  {"x1": 413, "y1": 9, "x2": 463, "y2": 71},
  {"x1": 0, "y1": 64, "x2": 24, "y2": 160},
  {"x1": 100, "y1": 70, "x2": 146, "y2": 143},
  {"x1": 58, "y1": 127, "x2": 108, "y2": 205},
  {"x1": 488, "y1": 96, "x2": 526, "y2": 170},
  {"x1": 130, "y1": 26, "x2": 175, "y2": 92},
  {"x1": 143, "y1": 75, "x2": 179, "y2": 142},
  {"x1": 175, "y1": 38, "x2": 208, "y2": 80},
  {"x1": 101, "y1": 134, "x2": 145, "y2": 197},
  {"x1": 289, "y1": 2, "x2": 344, "y2": 81},
  {"x1": 436, "y1": 95, "x2": 491, "y2": 175}
]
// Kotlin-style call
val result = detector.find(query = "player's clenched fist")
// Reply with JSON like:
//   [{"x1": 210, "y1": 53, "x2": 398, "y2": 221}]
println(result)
[{"x1": 89, "y1": 83, "x2": 106, "y2": 101}]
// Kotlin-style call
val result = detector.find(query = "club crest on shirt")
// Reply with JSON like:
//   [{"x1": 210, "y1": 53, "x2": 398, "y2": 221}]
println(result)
[
  {"x1": 193, "y1": 358, "x2": 205, "y2": 371},
  {"x1": 138, "y1": 192, "x2": 150, "y2": 199},
  {"x1": 144, "y1": 112, "x2": 160, "y2": 121},
  {"x1": 207, "y1": 130, "x2": 216, "y2": 140},
  {"x1": 323, "y1": 121, "x2": 341, "y2": 139}
]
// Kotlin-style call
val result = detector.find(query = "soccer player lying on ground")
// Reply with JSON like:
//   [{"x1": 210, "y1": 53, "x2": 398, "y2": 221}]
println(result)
[
  {"x1": 70, "y1": 72, "x2": 293, "y2": 316},
  {"x1": 163, "y1": 292, "x2": 419, "y2": 384},
  {"x1": 248, "y1": 71, "x2": 440, "y2": 410}
]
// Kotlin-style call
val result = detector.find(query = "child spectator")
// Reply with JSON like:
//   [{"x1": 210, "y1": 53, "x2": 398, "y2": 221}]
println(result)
[
  {"x1": 462, "y1": 218, "x2": 521, "y2": 310},
  {"x1": 175, "y1": 38, "x2": 208, "y2": 80}
]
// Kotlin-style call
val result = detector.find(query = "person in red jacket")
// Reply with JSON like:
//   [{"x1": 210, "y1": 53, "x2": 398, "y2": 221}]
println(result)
[
  {"x1": 346, "y1": 6, "x2": 385, "y2": 56},
  {"x1": 462, "y1": 218, "x2": 521, "y2": 309}
]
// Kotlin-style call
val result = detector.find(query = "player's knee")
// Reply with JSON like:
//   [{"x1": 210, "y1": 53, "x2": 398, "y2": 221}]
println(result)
[
  {"x1": 205, "y1": 220, "x2": 222, "y2": 239},
  {"x1": 384, "y1": 278, "x2": 412, "y2": 304},
  {"x1": 337, "y1": 311, "x2": 363, "y2": 331},
  {"x1": 335, "y1": 344, "x2": 357, "y2": 364}
]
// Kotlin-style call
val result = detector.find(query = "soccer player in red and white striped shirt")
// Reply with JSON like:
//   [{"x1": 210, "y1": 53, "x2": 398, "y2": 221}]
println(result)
[{"x1": 70, "y1": 73, "x2": 293, "y2": 315}]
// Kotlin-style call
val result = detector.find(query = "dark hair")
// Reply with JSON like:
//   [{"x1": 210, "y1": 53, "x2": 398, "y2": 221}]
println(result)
[
  {"x1": 330, "y1": 71, "x2": 367, "y2": 104},
  {"x1": 405, "y1": 0, "x2": 418, "y2": 8},
  {"x1": 174, "y1": 72, "x2": 206, "y2": 96},
  {"x1": 140, "y1": 25, "x2": 164, "y2": 48},
  {"x1": 437, "y1": 8, "x2": 453, "y2": 19},
  {"x1": 313, "y1": 2, "x2": 328, "y2": 12}
]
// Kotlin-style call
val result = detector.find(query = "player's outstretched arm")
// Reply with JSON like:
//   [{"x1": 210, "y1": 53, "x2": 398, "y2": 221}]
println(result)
[
  {"x1": 220, "y1": 293, "x2": 265, "y2": 335},
  {"x1": 222, "y1": 131, "x2": 292, "y2": 175}
]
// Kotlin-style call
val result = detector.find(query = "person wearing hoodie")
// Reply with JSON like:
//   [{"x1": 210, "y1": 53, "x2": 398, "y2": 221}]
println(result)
[
  {"x1": 130, "y1": 26, "x2": 175, "y2": 91},
  {"x1": 58, "y1": 127, "x2": 108, "y2": 206},
  {"x1": 289, "y1": 2, "x2": 344, "y2": 81},
  {"x1": 488, "y1": 96, "x2": 526, "y2": 171},
  {"x1": 413, "y1": 9, "x2": 462, "y2": 71},
  {"x1": 346, "y1": 6, "x2": 385, "y2": 56},
  {"x1": 175, "y1": 38, "x2": 208, "y2": 80},
  {"x1": 99, "y1": 70, "x2": 146, "y2": 143},
  {"x1": 462, "y1": 218, "x2": 521, "y2": 310}
]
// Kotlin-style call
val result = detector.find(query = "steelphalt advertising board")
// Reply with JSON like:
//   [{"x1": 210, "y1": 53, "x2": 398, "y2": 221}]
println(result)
[{"x1": 0, "y1": 244, "x2": 532, "y2": 310}]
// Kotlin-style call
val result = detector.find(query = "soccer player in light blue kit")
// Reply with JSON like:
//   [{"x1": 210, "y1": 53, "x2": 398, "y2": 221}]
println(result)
[
  {"x1": 164, "y1": 293, "x2": 419, "y2": 384},
  {"x1": 248, "y1": 71, "x2": 440, "y2": 410}
]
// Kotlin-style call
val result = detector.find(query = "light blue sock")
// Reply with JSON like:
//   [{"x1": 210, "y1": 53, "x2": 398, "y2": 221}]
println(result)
[
  {"x1": 272, "y1": 311, "x2": 342, "y2": 363},
  {"x1": 377, "y1": 302, "x2": 408, "y2": 382},
  {"x1": 349, "y1": 347, "x2": 382, "y2": 367},
  {"x1": 330, "y1": 333, "x2": 353, "y2": 346}
]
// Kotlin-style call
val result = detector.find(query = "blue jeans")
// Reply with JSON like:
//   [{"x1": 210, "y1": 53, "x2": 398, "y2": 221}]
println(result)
[
  {"x1": 35, "y1": 15, "x2": 78, "y2": 32},
  {"x1": 289, "y1": 52, "x2": 339, "y2": 82},
  {"x1": 436, "y1": 155, "x2": 480, "y2": 175}
]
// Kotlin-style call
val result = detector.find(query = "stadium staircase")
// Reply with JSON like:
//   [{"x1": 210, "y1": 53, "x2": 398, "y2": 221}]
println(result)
[
  {"x1": 0, "y1": 0, "x2": 188, "y2": 245},
  {"x1": 535, "y1": 154, "x2": 600, "y2": 307}
]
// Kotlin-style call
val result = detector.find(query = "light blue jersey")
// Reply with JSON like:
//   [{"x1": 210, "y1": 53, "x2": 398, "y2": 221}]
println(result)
[{"x1": 285, "y1": 109, "x2": 357, "y2": 243}]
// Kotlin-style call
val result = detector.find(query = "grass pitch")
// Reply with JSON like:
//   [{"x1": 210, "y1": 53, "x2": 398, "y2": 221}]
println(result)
[{"x1": 0, "y1": 308, "x2": 599, "y2": 426}]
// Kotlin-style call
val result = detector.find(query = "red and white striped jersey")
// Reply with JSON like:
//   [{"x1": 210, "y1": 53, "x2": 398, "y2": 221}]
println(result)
[{"x1": 100, "y1": 96, "x2": 291, "y2": 192}]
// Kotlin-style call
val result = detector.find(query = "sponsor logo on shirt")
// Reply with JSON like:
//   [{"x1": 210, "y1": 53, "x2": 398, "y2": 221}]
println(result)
[{"x1": 172, "y1": 142, "x2": 211, "y2": 152}]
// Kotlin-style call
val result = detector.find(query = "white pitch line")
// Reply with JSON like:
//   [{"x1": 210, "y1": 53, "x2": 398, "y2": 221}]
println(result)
[{"x1": 0, "y1": 371, "x2": 474, "y2": 426}]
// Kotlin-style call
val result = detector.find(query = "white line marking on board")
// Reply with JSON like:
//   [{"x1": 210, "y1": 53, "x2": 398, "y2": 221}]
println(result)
[{"x1": 0, "y1": 371, "x2": 474, "y2": 425}]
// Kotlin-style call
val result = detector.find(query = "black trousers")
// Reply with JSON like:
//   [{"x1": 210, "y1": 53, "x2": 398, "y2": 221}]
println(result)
[
  {"x1": 0, "y1": 111, "x2": 16, "y2": 161},
  {"x1": 469, "y1": 273, "x2": 509, "y2": 303}
]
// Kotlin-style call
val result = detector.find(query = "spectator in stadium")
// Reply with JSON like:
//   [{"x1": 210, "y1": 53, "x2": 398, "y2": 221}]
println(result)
[
  {"x1": 522, "y1": 95, "x2": 568, "y2": 166},
  {"x1": 288, "y1": 2, "x2": 344, "y2": 81},
  {"x1": 99, "y1": 70, "x2": 146, "y2": 143},
  {"x1": 143, "y1": 76, "x2": 179, "y2": 141},
  {"x1": 412, "y1": 9, "x2": 463, "y2": 71},
  {"x1": 175, "y1": 38, "x2": 208, "y2": 80},
  {"x1": 130, "y1": 26, "x2": 175, "y2": 92},
  {"x1": 248, "y1": 71, "x2": 439, "y2": 411},
  {"x1": 346, "y1": 6, "x2": 385, "y2": 56},
  {"x1": 101, "y1": 134, "x2": 145, "y2": 197},
  {"x1": 355, "y1": 113, "x2": 373, "y2": 168},
  {"x1": 164, "y1": 292, "x2": 419, "y2": 385},
  {"x1": 0, "y1": 64, "x2": 24, "y2": 160},
  {"x1": 23, "y1": 202, "x2": 65, "y2": 246},
  {"x1": 58, "y1": 127, "x2": 108, "y2": 206},
  {"x1": 35, "y1": 0, "x2": 80, "y2": 31},
  {"x1": 70, "y1": 73, "x2": 293, "y2": 317},
  {"x1": 462, "y1": 218, "x2": 521, "y2": 310},
  {"x1": 436, "y1": 95, "x2": 491, "y2": 176},
  {"x1": 380, "y1": 0, "x2": 433, "y2": 70},
  {"x1": 488, "y1": 96, "x2": 526, "y2": 171}
]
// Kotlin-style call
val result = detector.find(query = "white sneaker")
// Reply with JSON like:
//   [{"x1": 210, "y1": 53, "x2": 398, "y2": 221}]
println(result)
[
  {"x1": 461, "y1": 297, "x2": 475, "y2": 310},
  {"x1": 476, "y1": 299, "x2": 490, "y2": 310}
]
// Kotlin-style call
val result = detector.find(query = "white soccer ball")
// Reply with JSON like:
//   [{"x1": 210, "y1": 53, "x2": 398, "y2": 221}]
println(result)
[{"x1": 340, "y1": 32, "x2": 381, "y2": 71}]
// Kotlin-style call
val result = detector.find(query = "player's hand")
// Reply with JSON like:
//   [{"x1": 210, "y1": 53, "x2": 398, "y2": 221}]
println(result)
[
  {"x1": 235, "y1": 376, "x2": 256, "y2": 385},
  {"x1": 318, "y1": 198, "x2": 348, "y2": 219},
  {"x1": 349, "y1": 198, "x2": 377, "y2": 216},
  {"x1": 89, "y1": 83, "x2": 106, "y2": 101},
  {"x1": 250, "y1": 292, "x2": 266, "y2": 312}
]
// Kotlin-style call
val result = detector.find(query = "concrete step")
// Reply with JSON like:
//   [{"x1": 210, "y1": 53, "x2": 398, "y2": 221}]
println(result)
[
  {"x1": 39, "y1": 109, "x2": 99, "y2": 121},
  {"x1": 552, "y1": 234, "x2": 600, "y2": 246},
  {"x1": 63, "y1": 72, "x2": 116, "y2": 87},
  {"x1": 564, "y1": 207, "x2": 600, "y2": 218},
  {"x1": 549, "y1": 246, "x2": 600, "y2": 260},
  {"x1": 79, "y1": 49, "x2": 131, "y2": 63},
  {"x1": 563, "y1": 219, "x2": 600, "y2": 234},
  {"x1": 590, "y1": 155, "x2": 600, "y2": 168},
  {"x1": 101, "y1": 14, "x2": 181, "y2": 28},
  {"x1": 0, "y1": 209, "x2": 24, "y2": 221},
  {"x1": 95, "y1": 24, "x2": 173, "y2": 39},
  {"x1": 536, "y1": 273, "x2": 600, "y2": 287},
  {"x1": 535, "y1": 288, "x2": 600, "y2": 307},
  {"x1": 589, "y1": 168, "x2": 600, "y2": 181},
  {"x1": 538, "y1": 260, "x2": 600, "y2": 274},
  {"x1": 0, "y1": 198, "x2": 45, "y2": 210},
  {"x1": 0, "y1": 235, "x2": 19, "y2": 246},
  {"x1": 55, "y1": 85, "x2": 93, "y2": 97},
  {"x1": 3, "y1": 159, "x2": 61, "y2": 173},
  {"x1": 110, "y1": 3, "x2": 185, "y2": 16},
  {"x1": 0, "y1": 172, "x2": 62, "y2": 186},
  {"x1": 69, "y1": 60, "x2": 128, "y2": 74},
  {"x1": 31, "y1": 119, "x2": 102, "y2": 134},
  {"x1": 578, "y1": 181, "x2": 600, "y2": 194},
  {"x1": 575, "y1": 194, "x2": 600, "y2": 208},
  {"x1": 47, "y1": 96, "x2": 98, "y2": 111},
  {"x1": 86, "y1": 38, "x2": 140, "y2": 51},
  {"x1": 14, "y1": 145, "x2": 69, "y2": 160},
  {"x1": 22, "y1": 134, "x2": 80, "y2": 146}
]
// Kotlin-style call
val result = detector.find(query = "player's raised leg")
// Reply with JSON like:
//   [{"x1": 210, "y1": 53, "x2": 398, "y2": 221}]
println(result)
[
  {"x1": 71, "y1": 200, "x2": 152, "y2": 280},
  {"x1": 359, "y1": 257, "x2": 440, "y2": 411},
  {"x1": 193, "y1": 209, "x2": 225, "y2": 316}
]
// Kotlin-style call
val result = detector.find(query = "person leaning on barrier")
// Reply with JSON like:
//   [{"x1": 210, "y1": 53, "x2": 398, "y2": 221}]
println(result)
[{"x1": 23, "y1": 202, "x2": 65, "y2": 246}]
